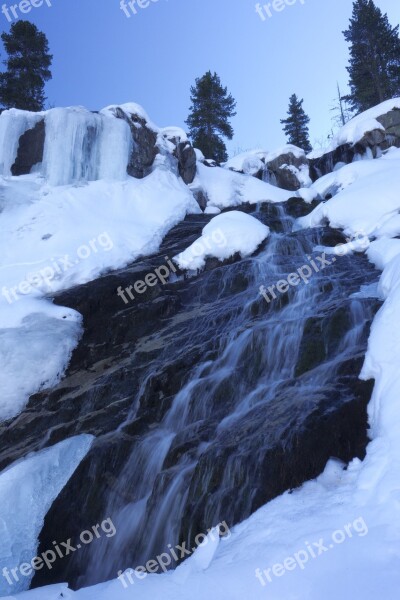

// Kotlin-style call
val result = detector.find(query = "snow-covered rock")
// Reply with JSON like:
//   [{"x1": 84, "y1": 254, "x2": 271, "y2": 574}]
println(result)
[
  {"x1": 174, "y1": 211, "x2": 269, "y2": 270},
  {"x1": 308, "y1": 98, "x2": 400, "y2": 179}
]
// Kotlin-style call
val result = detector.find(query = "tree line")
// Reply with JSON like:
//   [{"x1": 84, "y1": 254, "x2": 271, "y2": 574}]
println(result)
[{"x1": 0, "y1": 0, "x2": 399, "y2": 160}]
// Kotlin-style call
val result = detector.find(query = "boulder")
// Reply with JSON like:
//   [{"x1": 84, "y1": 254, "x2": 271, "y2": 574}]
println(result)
[{"x1": 265, "y1": 149, "x2": 311, "y2": 191}]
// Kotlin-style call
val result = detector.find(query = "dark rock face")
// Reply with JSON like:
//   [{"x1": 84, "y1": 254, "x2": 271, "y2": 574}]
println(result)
[
  {"x1": 283, "y1": 197, "x2": 321, "y2": 218},
  {"x1": 11, "y1": 120, "x2": 45, "y2": 176},
  {"x1": 309, "y1": 144, "x2": 356, "y2": 181},
  {"x1": 113, "y1": 107, "x2": 158, "y2": 179}
]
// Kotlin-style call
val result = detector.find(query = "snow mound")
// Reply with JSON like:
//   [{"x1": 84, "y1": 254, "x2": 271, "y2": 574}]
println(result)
[
  {"x1": 174, "y1": 211, "x2": 269, "y2": 270},
  {"x1": 194, "y1": 163, "x2": 292, "y2": 209},
  {"x1": 0, "y1": 435, "x2": 93, "y2": 596}
]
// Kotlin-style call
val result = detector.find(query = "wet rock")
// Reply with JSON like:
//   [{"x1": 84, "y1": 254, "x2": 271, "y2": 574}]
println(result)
[{"x1": 11, "y1": 119, "x2": 45, "y2": 175}]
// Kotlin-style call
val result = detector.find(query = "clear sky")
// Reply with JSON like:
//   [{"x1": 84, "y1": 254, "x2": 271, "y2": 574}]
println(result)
[{"x1": 1, "y1": 0, "x2": 400, "y2": 155}]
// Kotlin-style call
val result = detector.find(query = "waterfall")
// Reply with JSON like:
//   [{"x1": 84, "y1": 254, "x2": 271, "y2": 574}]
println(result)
[{"x1": 74, "y1": 203, "x2": 378, "y2": 587}]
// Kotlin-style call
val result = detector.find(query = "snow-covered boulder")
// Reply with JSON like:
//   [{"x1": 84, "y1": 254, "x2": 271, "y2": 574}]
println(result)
[
  {"x1": 264, "y1": 145, "x2": 311, "y2": 191},
  {"x1": 174, "y1": 210, "x2": 269, "y2": 270},
  {"x1": 192, "y1": 162, "x2": 292, "y2": 210},
  {"x1": 224, "y1": 146, "x2": 311, "y2": 191},
  {"x1": 308, "y1": 98, "x2": 400, "y2": 180},
  {"x1": 159, "y1": 127, "x2": 197, "y2": 184}
]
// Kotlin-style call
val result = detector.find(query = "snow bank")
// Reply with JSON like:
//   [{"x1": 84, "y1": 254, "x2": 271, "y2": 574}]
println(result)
[
  {"x1": 174, "y1": 211, "x2": 269, "y2": 270},
  {"x1": 0, "y1": 435, "x2": 93, "y2": 596},
  {"x1": 309, "y1": 97, "x2": 400, "y2": 159},
  {"x1": 194, "y1": 163, "x2": 292, "y2": 209}
]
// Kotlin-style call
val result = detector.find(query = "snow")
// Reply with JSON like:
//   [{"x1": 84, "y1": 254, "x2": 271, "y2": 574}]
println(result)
[
  {"x1": 174, "y1": 211, "x2": 269, "y2": 270},
  {"x1": 0, "y1": 300, "x2": 83, "y2": 421},
  {"x1": 224, "y1": 149, "x2": 267, "y2": 173},
  {"x1": 194, "y1": 148, "x2": 205, "y2": 162},
  {"x1": 159, "y1": 127, "x2": 188, "y2": 143},
  {"x1": 309, "y1": 97, "x2": 400, "y2": 159},
  {"x1": 101, "y1": 103, "x2": 159, "y2": 132},
  {"x1": 194, "y1": 163, "x2": 293, "y2": 209},
  {"x1": 0, "y1": 435, "x2": 93, "y2": 596},
  {"x1": 204, "y1": 206, "x2": 221, "y2": 215}
]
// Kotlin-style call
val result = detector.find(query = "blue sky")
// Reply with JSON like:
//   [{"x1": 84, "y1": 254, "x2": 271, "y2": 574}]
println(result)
[{"x1": 1, "y1": 0, "x2": 400, "y2": 155}]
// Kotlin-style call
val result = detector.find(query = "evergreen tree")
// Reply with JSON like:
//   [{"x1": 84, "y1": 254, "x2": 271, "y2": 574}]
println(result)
[
  {"x1": 186, "y1": 71, "x2": 236, "y2": 163},
  {"x1": 280, "y1": 94, "x2": 312, "y2": 153},
  {"x1": 0, "y1": 21, "x2": 52, "y2": 111},
  {"x1": 343, "y1": 0, "x2": 400, "y2": 113}
]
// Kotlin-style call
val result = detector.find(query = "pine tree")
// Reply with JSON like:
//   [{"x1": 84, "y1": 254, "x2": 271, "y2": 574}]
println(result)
[
  {"x1": 280, "y1": 94, "x2": 312, "y2": 153},
  {"x1": 186, "y1": 71, "x2": 237, "y2": 163},
  {"x1": 0, "y1": 21, "x2": 53, "y2": 111},
  {"x1": 343, "y1": 0, "x2": 400, "y2": 113}
]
